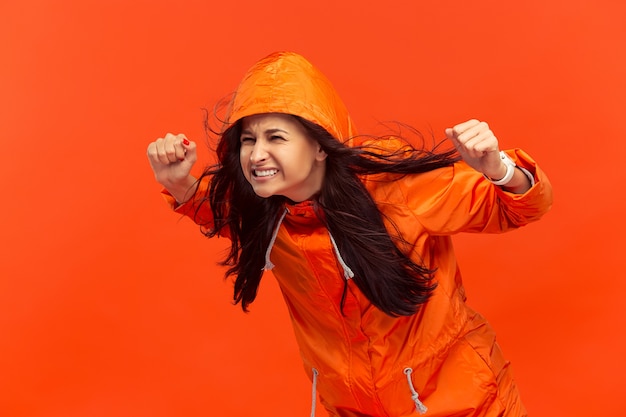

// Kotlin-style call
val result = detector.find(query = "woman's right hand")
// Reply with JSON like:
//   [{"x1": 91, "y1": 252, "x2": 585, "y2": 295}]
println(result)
[{"x1": 147, "y1": 133, "x2": 198, "y2": 203}]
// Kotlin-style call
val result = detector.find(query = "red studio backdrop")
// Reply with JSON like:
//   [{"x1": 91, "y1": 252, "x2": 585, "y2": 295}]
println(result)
[{"x1": 1, "y1": 1, "x2": 625, "y2": 416}]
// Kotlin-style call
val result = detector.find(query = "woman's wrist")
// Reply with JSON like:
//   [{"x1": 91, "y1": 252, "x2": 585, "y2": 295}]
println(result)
[
  {"x1": 162, "y1": 175, "x2": 198, "y2": 204},
  {"x1": 501, "y1": 167, "x2": 533, "y2": 194},
  {"x1": 483, "y1": 152, "x2": 515, "y2": 185},
  {"x1": 483, "y1": 152, "x2": 534, "y2": 194}
]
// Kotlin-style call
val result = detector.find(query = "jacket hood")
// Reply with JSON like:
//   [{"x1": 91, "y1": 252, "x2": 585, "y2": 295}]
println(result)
[{"x1": 224, "y1": 51, "x2": 357, "y2": 142}]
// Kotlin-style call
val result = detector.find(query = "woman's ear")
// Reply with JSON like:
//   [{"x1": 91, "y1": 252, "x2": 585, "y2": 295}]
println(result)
[{"x1": 316, "y1": 146, "x2": 328, "y2": 162}]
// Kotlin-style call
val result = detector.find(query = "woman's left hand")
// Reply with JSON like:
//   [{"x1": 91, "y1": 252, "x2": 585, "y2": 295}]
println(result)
[{"x1": 445, "y1": 119, "x2": 507, "y2": 180}]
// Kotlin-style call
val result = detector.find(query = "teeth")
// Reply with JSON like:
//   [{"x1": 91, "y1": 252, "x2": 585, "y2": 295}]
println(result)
[{"x1": 255, "y1": 169, "x2": 277, "y2": 177}]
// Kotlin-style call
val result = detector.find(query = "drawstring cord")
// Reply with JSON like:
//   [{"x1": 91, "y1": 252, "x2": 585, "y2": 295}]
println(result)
[
  {"x1": 310, "y1": 368, "x2": 319, "y2": 417},
  {"x1": 263, "y1": 208, "x2": 289, "y2": 271},
  {"x1": 404, "y1": 368, "x2": 427, "y2": 414},
  {"x1": 262, "y1": 207, "x2": 355, "y2": 283},
  {"x1": 328, "y1": 232, "x2": 355, "y2": 280},
  {"x1": 310, "y1": 367, "x2": 426, "y2": 416}
]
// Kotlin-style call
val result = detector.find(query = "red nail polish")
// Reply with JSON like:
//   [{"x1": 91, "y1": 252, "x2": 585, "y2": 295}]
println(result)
[{"x1": 183, "y1": 139, "x2": 190, "y2": 145}]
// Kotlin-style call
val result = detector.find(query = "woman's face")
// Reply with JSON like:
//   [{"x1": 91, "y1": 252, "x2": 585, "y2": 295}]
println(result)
[{"x1": 239, "y1": 113, "x2": 327, "y2": 202}]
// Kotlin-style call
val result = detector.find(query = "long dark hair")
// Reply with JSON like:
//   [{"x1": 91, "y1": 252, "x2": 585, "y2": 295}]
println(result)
[{"x1": 194, "y1": 114, "x2": 459, "y2": 317}]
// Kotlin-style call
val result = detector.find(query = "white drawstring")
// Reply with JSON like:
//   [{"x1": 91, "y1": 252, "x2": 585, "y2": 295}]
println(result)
[
  {"x1": 262, "y1": 207, "x2": 354, "y2": 282},
  {"x1": 404, "y1": 368, "x2": 427, "y2": 414},
  {"x1": 263, "y1": 208, "x2": 289, "y2": 271},
  {"x1": 310, "y1": 367, "x2": 426, "y2": 415},
  {"x1": 310, "y1": 368, "x2": 319, "y2": 417},
  {"x1": 328, "y1": 232, "x2": 355, "y2": 280}
]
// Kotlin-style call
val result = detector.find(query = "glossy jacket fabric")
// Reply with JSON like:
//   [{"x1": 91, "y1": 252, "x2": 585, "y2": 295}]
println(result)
[{"x1": 165, "y1": 52, "x2": 553, "y2": 416}]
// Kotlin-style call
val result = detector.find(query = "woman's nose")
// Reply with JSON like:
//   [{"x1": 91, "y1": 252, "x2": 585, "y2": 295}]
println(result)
[{"x1": 250, "y1": 141, "x2": 268, "y2": 163}]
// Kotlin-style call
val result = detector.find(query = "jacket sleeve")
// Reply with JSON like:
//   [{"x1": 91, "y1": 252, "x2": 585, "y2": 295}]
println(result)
[
  {"x1": 160, "y1": 177, "x2": 230, "y2": 238},
  {"x1": 397, "y1": 148, "x2": 553, "y2": 235}
]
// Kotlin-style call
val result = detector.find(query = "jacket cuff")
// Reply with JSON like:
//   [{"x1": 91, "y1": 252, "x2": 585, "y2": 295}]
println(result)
[
  {"x1": 161, "y1": 189, "x2": 199, "y2": 217},
  {"x1": 495, "y1": 148, "x2": 553, "y2": 221}
]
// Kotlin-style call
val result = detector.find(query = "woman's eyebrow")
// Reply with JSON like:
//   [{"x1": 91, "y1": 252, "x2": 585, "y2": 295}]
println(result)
[
  {"x1": 240, "y1": 128, "x2": 288, "y2": 136},
  {"x1": 265, "y1": 128, "x2": 288, "y2": 134}
]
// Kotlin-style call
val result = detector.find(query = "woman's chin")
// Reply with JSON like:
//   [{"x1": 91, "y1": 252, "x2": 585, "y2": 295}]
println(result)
[{"x1": 252, "y1": 188, "x2": 276, "y2": 199}]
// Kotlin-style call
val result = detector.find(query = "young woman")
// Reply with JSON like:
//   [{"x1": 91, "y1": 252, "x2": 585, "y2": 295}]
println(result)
[{"x1": 147, "y1": 51, "x2": 552, "y2": 416}]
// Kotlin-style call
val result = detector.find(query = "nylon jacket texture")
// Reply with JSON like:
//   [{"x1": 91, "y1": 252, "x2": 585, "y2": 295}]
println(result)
[{"x1": 164, "y1": 52, "x2": 553, "y2": 416}]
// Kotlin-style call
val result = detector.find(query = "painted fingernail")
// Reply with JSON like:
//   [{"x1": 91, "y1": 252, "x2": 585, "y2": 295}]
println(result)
[{"x1": 183, "y1": 139, "x2": 190, "y2": 145}]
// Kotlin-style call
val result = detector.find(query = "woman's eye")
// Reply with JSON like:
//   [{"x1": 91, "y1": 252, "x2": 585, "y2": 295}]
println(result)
[
  {"x1": 270, "y1": 135, "x2": 285, "y2": 141},
  {"x1": 240, "y1": 136, "x2": 255, "y2": 143}
]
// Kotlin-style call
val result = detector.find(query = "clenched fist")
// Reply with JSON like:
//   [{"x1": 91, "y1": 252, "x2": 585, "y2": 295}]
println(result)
[
  {"x1": 445, "y1": 119, "x2": 531, "y2": 193},
  {"x1": 445, "y1": 119, "x2": 506, "y2": 180},
  {"x1": 147, "y1": 133, "x2": 198, "y2": 203}
]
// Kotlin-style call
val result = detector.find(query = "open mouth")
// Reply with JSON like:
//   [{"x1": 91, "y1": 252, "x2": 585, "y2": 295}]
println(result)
[{"x1": 253, "y1": 169, "x2": 278, "y2": 178}]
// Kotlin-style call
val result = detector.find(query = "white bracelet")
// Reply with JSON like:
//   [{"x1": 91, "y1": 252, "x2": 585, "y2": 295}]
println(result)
[{"x1": 483, "y1": 151, "x2": 516, "y2": 186}]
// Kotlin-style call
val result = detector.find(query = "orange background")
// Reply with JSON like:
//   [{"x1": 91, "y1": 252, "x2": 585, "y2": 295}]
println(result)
[{"x1": 1, "y1": 0, "x2": 625, "y2": 416}]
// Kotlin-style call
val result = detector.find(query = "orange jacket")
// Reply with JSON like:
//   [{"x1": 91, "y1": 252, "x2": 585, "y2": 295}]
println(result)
[{"x1": 165, "y1": 52, "x2": 553, "y2": 416}]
